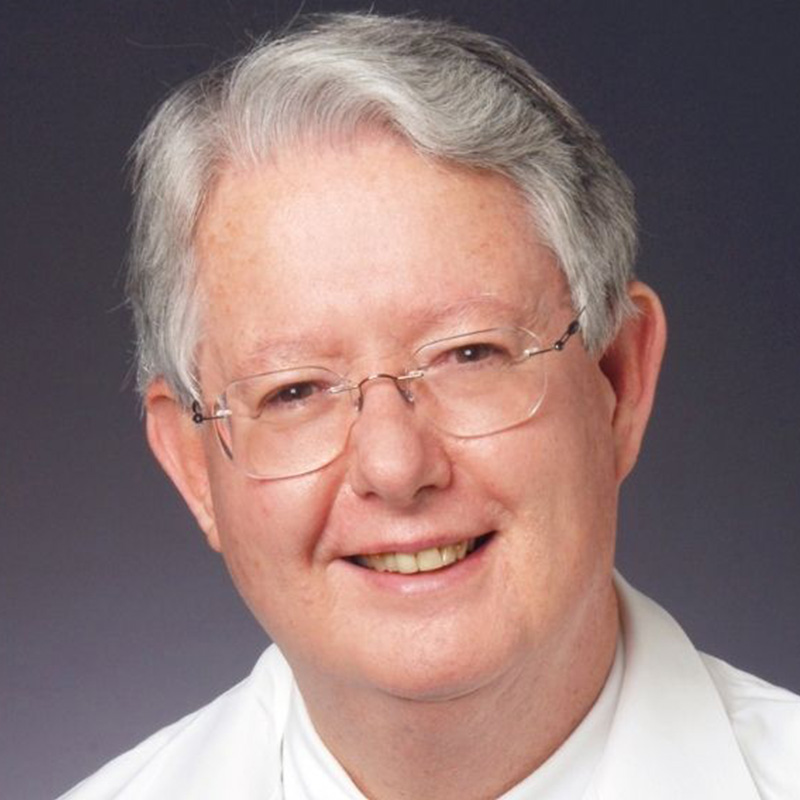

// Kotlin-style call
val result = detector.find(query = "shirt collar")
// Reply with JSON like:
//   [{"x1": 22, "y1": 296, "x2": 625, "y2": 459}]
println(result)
[{"x1": 591, "y1": 574, "x2": 762, "y2": 800}]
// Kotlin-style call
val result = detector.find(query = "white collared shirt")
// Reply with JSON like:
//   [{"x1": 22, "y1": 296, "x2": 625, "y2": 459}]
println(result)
[{"x1": 58, "y1": 576, "x2": 800, "y2": 800}]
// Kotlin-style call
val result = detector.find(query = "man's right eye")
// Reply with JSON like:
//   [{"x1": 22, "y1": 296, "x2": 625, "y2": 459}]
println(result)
[{"x1": 258, "y1": 382, "x2": 324, "y2": 413}]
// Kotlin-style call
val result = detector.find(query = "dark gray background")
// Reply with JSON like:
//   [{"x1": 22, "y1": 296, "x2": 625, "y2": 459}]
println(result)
[{"x1": 2, "y1": 1, "x2": 798, "y2": 798}]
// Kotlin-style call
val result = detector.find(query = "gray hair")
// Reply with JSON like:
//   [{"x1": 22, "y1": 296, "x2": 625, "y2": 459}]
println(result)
[{"x1": 128, "y1": 12, "x2": 637, "y2": 404}]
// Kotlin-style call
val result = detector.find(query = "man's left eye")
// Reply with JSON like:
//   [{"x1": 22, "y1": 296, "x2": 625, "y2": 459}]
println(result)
[
  {"x1": 443, "y1": 341, "x2": 514, "y2": 368},
  {"x1": 453, "y1": 343, "x2": 497, "y2": 362}
]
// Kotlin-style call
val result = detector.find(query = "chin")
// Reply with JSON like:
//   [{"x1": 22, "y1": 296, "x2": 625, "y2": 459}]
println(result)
[{"x1": 336, "y1": 624, "x2": 524, "y2": 703}]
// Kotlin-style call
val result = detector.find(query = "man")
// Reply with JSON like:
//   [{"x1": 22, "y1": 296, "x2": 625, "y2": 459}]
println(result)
[{"x1": 61, "y1": 12, "x2": 798, "y2": 800}]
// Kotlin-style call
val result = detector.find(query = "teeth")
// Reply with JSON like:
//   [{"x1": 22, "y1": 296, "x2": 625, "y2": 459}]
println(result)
[
  {"x1": 357, "y1": 539, "x2": 477, "y2": 574},
  {"x1": 383, "y1": 553, "x2": 398, "y2": 572},
  {"x1": 395, "y1": 553, "x2": 418, "y2": 574},
  {"x1": 416, "y1": 547, "x2": 443, "y2": 571}
]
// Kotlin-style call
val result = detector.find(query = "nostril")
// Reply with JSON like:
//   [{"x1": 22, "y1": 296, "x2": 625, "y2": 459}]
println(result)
[{"x1": 400, "y1": 386, "x2": 415, "y2": 404}]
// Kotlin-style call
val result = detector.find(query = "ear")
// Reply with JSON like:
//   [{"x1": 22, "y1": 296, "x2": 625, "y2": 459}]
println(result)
[
  {"x1": 144, "y1": 379, "x2": 222, "y2": 551},
  {"x1": 599, "y1": 281, "x2": 667, "y2": 483}
]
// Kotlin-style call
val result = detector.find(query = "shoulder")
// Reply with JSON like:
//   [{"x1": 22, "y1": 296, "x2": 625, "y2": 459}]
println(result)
[
  {"x1": 701, "y1": 653, "x2": 800, "y2": 799},
  {"x1": 57, "y1": 646, "x2": 292, "y2": 800}
]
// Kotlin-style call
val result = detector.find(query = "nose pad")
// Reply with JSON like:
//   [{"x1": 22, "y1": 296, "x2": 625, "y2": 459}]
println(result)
[{"x1": 354, "y1": 373, "x2": 416, "y2": 412}]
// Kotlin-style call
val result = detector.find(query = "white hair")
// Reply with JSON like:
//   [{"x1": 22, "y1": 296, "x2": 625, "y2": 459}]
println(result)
[{"x1": 128, "y1": 12, "x2": 637, "y2": 404}]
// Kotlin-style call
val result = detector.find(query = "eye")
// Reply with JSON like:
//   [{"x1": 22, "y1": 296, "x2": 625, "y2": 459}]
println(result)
[
  {"x1": 415, "y1": 329, "x2": 524, "y2": 375},
  {"x1": 257, "y1": 380, "x2": 331, "y2": 416},
  {"x1": 437, "y1": 340, "x2": 513, "y2": 371},
  {"x1": 270, "y1": 382, "x2": 318, "y2": 404},
  {"x1": 450, "y1": 342, "x2": 502, "y2": 364}
]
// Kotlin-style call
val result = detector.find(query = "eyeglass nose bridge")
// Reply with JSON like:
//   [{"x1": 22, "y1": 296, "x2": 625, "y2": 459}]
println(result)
[{"x1": 351, "y1": 370, "x2": 425, "y2": 412}]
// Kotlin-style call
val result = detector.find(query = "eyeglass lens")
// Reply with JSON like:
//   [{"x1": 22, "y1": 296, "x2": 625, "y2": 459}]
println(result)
[{"x1": 210, "y1": 326, "x2": 551, "y2": 479}]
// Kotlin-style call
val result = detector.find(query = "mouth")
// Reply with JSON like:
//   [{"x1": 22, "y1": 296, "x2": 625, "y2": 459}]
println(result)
[{"x1": 349, "y1": 533, "x2": 494, "y2": 574}]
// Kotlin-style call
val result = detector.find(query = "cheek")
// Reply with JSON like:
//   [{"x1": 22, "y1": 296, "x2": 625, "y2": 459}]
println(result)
[
  {"x1": 545, "y1": 370, "x2": 619, "y2": 573},
  {"x1": 205, "y1": 458, "x2": 340, "y2": 631},
  {"x1": 472, "y1": 405, "x2": 614, "y2": 511},
  {"x1": 463, "y1": 370, "x2": 618, "y2": 557}
]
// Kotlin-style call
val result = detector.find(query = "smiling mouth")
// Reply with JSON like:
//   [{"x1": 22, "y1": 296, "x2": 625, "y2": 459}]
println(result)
[{"x1": 351, "y1": 533, "x2": 493, "y2": 574}]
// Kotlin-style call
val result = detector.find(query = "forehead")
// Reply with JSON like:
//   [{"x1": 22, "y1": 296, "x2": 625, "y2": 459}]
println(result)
[{"x1": 193, "y1": 134, "x2": 567, "y2": 379}]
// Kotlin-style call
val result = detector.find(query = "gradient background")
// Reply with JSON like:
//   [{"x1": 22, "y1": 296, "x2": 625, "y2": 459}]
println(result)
[{"x1": 2, "y1": 2, "x2": 798, "y2": 797}]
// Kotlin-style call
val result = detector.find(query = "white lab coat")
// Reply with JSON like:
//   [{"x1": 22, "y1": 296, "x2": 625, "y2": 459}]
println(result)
[{"x1": 59, "y1": 576, "x2": 800, "y2": 799}]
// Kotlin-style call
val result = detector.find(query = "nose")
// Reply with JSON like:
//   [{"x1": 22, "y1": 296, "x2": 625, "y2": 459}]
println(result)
[{"x1": 347, "y1": 375, "x2": 451, "y2": 507}]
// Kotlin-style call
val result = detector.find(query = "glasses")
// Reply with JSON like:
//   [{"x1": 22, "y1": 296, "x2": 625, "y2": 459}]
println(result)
[{"x1": 191, "y1": 316, "x2": 582, "y2": 479}]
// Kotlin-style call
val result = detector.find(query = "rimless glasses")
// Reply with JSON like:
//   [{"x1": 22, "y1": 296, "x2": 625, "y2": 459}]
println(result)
[{"x1": 191, "y1": 315, "x2": 582, "y2": 480}]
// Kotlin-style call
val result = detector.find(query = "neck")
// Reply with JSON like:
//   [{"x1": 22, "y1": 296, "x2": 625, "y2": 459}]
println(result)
[{"x1": 294, "y1": 585, "x2": 619, "y2": 800}]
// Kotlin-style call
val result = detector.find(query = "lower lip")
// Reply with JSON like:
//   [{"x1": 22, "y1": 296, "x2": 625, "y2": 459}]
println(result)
[{"x1": 339, "y1": 533, "x2": 496, "y2": 596}]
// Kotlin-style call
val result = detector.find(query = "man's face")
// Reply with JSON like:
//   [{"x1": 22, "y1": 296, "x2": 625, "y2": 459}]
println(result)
[{"x1": 189, "y1": 133, "x2": 621, "y2": 701}]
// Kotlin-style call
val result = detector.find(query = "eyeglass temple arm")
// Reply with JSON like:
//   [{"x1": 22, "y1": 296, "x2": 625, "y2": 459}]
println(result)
[
  {"x1": 553, "y1": 316, "x2": 582, "y2": 350},
  {"x1": 191, "y1": 402, "x2": 211, "y2": 424},
  {"x1": 191, "y1": 401, "x2": 231, "y2": 424},
  {"x1": 531, "y1": 312, "x2": 583, "y2": 357}
]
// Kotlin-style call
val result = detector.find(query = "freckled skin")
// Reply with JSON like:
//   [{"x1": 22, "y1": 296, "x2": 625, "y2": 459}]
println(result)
[{"x1": 148, "y1": 130, "x2": 665, "y2": 799}]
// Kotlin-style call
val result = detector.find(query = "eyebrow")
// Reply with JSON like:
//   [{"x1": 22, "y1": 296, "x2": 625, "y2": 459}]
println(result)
[
  {"x1": 409, "y1": 295, "x2": 548, "y2": 329},
  {"x1": 230, "y1": 294, "x2": 552, "y2": 378},
  {"x1": 231, "y1": 333, "x2": 344, "y2": 377}
]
